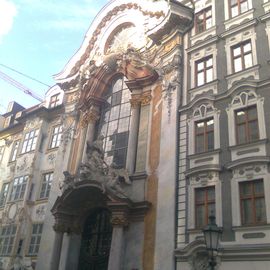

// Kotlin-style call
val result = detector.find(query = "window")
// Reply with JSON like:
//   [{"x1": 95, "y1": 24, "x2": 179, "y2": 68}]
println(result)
[
  {"x1": 39, "y1": 173, "x2": 53, "y2": 199},
  {"x1": 195, "y1": 118, "x2": 214, "y2": 153},
  {"x1": 99, "y1": 77, "x2": 131, "y2": 168},
  {"x1": 195, "y1": 56, "x2": 213, "y2": 87},
  {"x1": 195, "y1": 7, "x2": 212, "y2": 34},
  {"x1": 49, "y1": 125, "x2": 63, "y2": 149},
  {"x1": 230, "y1": 0, "x2": 249, "y2": 18},
  {"x1": 21, "y1": 129, "x2": 39, "y2": 154},
  {"x1": 49, "y1": 93, "x2": 60, "y2": 108},
  {"x1": 9, "y1": 176, "x2": 28, "y2": 201},
  {"x1": 0, "y1": 146, "x2": 4, "y2": 163},
  {"x1": 195, "y1": 186, "x2": 215, "y2": 228},
  {"x1": 240, "y1": 180, "x2": 266, "y2": 225},
  {"x1": 0, "y1": 183, "x2": 9, "y2": 207},
  {"x1": 9, "y1": 140, "x2": 20, "y2": 162},
  {"x1": 232, "y1": 40, "x2": 252, "y2": 73},
  {"x1": 0, "y1": 225, "x2": 17, "y2": 255},
  {"x1": 28, "y1": 223, "x2": 43, "y2": 255},
  {"x1": 235, "y1": 106, "x2": 258, "y2": 144}
]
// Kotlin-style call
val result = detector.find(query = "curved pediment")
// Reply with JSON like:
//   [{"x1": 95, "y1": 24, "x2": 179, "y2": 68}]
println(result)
[{"x1": 54, "y1": 0, "x2": 193, "y2": 86}]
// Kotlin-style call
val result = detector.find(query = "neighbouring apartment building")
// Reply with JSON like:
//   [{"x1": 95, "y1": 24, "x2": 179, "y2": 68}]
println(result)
[{"x1": 0, "y1": 0, "x2": 270, "y2": 270}]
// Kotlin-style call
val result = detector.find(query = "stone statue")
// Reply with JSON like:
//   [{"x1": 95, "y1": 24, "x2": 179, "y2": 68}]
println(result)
[{"x1": 78, "y1": 137, "x2": 131, "y2": 197}]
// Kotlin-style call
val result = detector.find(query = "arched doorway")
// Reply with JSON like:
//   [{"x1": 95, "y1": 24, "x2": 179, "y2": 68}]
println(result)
[{"x1": 78, "y1": 208, "x2": 112, "y2": 270}]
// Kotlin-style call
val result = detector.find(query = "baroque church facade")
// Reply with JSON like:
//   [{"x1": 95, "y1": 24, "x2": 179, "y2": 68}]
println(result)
[{"x1": 0, "y1": 0, "x2": 270, "y2": 269}]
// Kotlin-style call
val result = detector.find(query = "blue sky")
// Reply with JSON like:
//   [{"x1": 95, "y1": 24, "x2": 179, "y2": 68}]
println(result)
[{"x1": 0, "y1": 0, "x2": 108, "y2": 114}]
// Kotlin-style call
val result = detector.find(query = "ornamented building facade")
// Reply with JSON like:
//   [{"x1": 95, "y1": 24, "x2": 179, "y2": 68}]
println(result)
[{"x1": 0, "y1": 0, "x2": 270, "y2": 270}]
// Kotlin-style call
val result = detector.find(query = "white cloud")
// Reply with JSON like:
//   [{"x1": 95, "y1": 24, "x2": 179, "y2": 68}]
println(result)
[{"x1": 0, "y1": 0, "x2": 17, "y2": 42}]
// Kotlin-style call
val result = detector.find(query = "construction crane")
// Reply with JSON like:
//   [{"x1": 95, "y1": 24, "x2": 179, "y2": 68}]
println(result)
[{"x1": 0, "y1": 69, "x2": 43, "y2": 102}]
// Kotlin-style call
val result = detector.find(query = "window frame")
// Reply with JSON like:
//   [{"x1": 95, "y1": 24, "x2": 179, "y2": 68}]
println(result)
[
  {"x1": 39, "y1": 172, "x2": 53, "y2": 199},
  {"x1": 239, "y1": 179, "x2": 266, "y2": 225},
  {"x1": 0, "y1": 224, "x2": 17, "y2": 256},
  {"x1": 235, "y1": 105, "x2": 259, "y2": 144},
  {"x1": 195, "y1": 186, "x2": 216, "y2": 228},
  {"x1": 21, "y1": 129, "x2": 39, "y2": 154},
  {"x1": 195, "y1": 56, "x2": 213, "y2": 87},
  {"x1": 49, "y1": 124, "x2": 63, "y2": 149},
  {"x1": 229, "y1": 0, "x2": 249, "y2": 18},
  {"x1": 49, "y1": 93, "x2": 60, "y2": 108},
  {"x1": 98, "y1": 76, "x2": 131, "y2": 168},
  {"x1": 195, "y1": 6, "x2": 212, "y2": 34},
  {"x1": 195, "y1": 118, "x2": 214, "y2": 153},
  {"x1": 9, "y1": 175, "x2": 28, "y2": 202},
  {"x1": 231, "y1": 40, "x2": 253, "y2": 73},
  {"x1": 0, "y1": 183, "x2": 9, "y2": 207},
  {"x1": 9, "y1": 140, "x2": 20, "y2": 162},
  {"x1": 28, "y1": 223, "x2": 43, "y2": 256}
]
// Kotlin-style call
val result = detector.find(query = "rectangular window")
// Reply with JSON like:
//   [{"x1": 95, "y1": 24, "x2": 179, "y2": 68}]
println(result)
[
  {"x1": 195, "y1": 118, "x2": 214, "y2": 153},
  {"x1": 0, "y1": 146, "x2": 4, "y2": 163},
  {"x1": 235, "y1": 106, "x2": 258, "y2": 144},
  {"x1": 9, "y1": 140, "x2": 20, "y2": 162},
  {"x1": 195, "y1": 7, "x2": 212, "y2": 34},
  {"x1": 0, "y1": 225, "x2": 17, "y2": 255},
  {"x1": 0, "y1": 183, "x2": 9, "y2": 207},
  {"x1": 9, "y1": 176, "x2": 28, "y2": 201},
  {"x1": 232, "y1": 40, "x2": 252, "y2": 73},
  {"x1": 49, "y1": 125, "x2": 63, "y2": 149},
  {"x1": 21, "y1": 129, "x2": 39, "y2": 154},
  {"x1": 195, "y1": 56, "x2": 213, "y2": 87},
  {"x1": 230, "y1": 0, "x2": 249, "y2": 18},
  {"x1": 39, "y1": 173, "x2": 53, "y2": 199},
  {"x1": 49, "y1": 94, "x2": 60, "y2": 108},
  {"x1": 28, "y1": 223, "x2": 43, "y2": 255},
  {"x1": 195, "y1": 186, "x2": 215, "y2": 228},
  {"x1": 240, "y1": 180, "x2": 266, "y2": 225}
]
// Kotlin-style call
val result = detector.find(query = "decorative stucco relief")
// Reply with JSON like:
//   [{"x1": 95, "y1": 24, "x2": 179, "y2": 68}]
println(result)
[{"x1": 60, "y1": 136, "x2": 131, "y2": 198}]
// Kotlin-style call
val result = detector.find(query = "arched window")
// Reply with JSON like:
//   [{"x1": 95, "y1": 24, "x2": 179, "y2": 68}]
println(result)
[
  {"x1": 99, "y1": 76, "x2": 131, "y2": 168},
  {"x1": 78, "y1": 209, "x2": 112, "y2": 270}
]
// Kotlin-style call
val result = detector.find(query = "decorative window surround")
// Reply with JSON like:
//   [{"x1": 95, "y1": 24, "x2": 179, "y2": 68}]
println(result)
[
  {"x1": 188, "y1": 149, "x2": 220, "y2": 170},
  {"x1": 228, "y1": 140, "x2": 268, "y2": 163},
  {"x1": 189, "y1": 79, "x2": 218, "y2": 101},
  {"x1": 190, "y1": 26, "x2": 217, "y2": 47},
  {"x1": 224, "y1": 0, "x2": 254, "y2": 28},
  {"x1": 224, "y1": 26, "x2": 258, "y2": 85},
  {"x1": 189, "y1": 45, "x2": 217, "y2": 90},
  {"x1": 230, "y1": 164, "x2": 270, "y2": 244},
  {"x1": 188, "y1": 103, "x2": 220, "y2": 156},
  {"x1": 187, "y1": 171, "x2": 222, "y2": 242},
  {"x1": 263, "y1": 18, "x2": 270, "y2": 54},
  {"x1": 226, "y1": 65, "x2": 260, "y2": 90},
  {"x1": 226, "y1": 90, "x2": 266, "y2": 148},
  {"x1": 233, "y1": 224, "x2": 270, "y2": 244}
]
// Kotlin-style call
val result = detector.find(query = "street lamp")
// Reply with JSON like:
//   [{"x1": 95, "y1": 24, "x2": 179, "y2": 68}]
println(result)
[{"x1": 203, "y1": 215, "x2": 222, "y2": 270}]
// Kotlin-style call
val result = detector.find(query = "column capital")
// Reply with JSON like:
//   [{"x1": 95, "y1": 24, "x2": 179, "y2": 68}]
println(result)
[
  {"x1": 130, "y1": 96, "x2": 141, "y2": 108},
  {"x1": 111, "y1": 215, "x2": 129, "y2": 227},
  {"x1": 108, "y1": 202, "x2": 131, "y2": 227},
  {"x1": 141, "y1": 91, "x2": 152, "y2": 106},
  {"x1": 79, "y1": 108, "x2": 100, "y2": 128}
]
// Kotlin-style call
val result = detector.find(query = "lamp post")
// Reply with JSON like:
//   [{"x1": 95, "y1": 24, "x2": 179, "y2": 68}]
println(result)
[{"x1": 203, "y1": 215, "x2": 222, "y2": 270}]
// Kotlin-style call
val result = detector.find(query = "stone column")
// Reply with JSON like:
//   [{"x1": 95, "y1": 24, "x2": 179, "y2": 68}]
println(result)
[
  {"x1": 81, "y1": 105, "x2": 100, "y2": 163},
  {"x1": 108, "y1": 205, "x2": 130, "y2": 270},
  {"x1": 58, "y1": 230, "x2": 82, "y2": 270},
  {"x1": 126, "y1": 96, "x2": 141, "y2": 174},
  {"x1": 50, "y1": 226, "x2": 64, "y2": 270}
]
